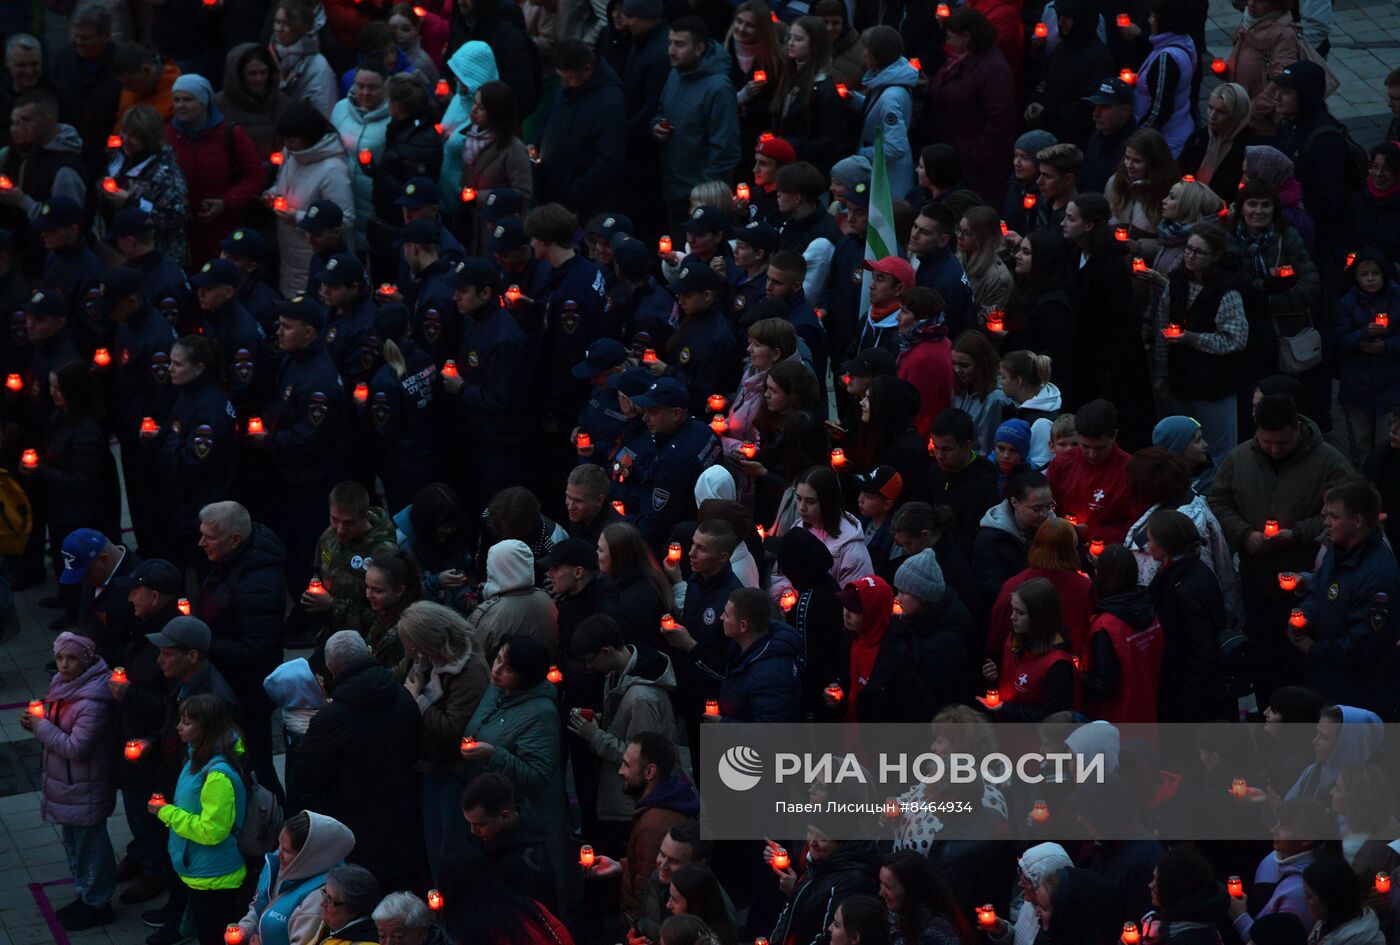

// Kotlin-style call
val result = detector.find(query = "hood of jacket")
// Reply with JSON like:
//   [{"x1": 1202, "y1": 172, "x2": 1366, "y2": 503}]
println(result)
[
  {"x1": 263, "y1": 658, "x2": 325, "y2": 710},
  {"x1": 1020, "y1": 382, "x2": 1062, "y2": 413},
  {"x1": 291, "y1": 131, "x2": 346, "y2": 165},
  {"x1": 444, "y1": 41, "x2": 500, "y2": 133},
  {"x1": 1018, "y1": 842, "x2": 1073, "y2": 885},
  {"x1": 863, "y1": 58, "x2": 920, "y2": 91},
  {"x1": 340, "y1": 96, "x2": 390, "y2": 127},
  {"x1": 778, "y1": 525, "x2": 838, "y2": 591},
  {"x1": 679, "y1": 41, "x2": 733, "y2": 84},
  {"x1": 485, "y1": 538, "x2": 535, "y2": 597},
  {"x1": 47, "y1": 658, "x2": 115, "y2": 705},
  {"x1": 637, "y1": 770, "x2": 701, "y2": 817},
  {"x1": 979, "y1": 500, "x2": 1027, "y2": 543},
  {"x1": 695, "y1": 465, "x2": 737, "y2": 504},
  {"x1": 327, "y1": 657, "x2": 409, "y2": 711},
  {"x1": 44, "y1": 124, "x2": 83, "y2": 156},
  {"x1": 1066, "y1": 720, "x2": 1121, "y2": 776},
  {"x1": 279, "y1": 812, "x2": 355, "y2": 885},
  {"x1": 1096, "y1": 587, "x2": 1155, "y2": 631},
  {"x1": 222, "y1": 43, "x2": 281, "y2": 109},
  {"x1": 618, "y1": 644, "x2": 677, "y2": 693}
]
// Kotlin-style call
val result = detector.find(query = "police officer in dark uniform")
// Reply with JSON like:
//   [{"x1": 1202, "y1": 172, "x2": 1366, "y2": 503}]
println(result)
[
  {"x1": 315, "y1": 253, "x2": 378, "y2": 390},
  {"x1": 489, "y1": 218, "x2": 551, "y2": 302},
  {"x1": 36, "y1": 196, "x2": 105, "y2": 355},
  {"x1": 582, "y1": 212, "x2": 633, "y2": 294},
  {"x1": 608, "y1": 236, "x2": 673, "y2": 350},
  {"x1": 148, "y1": 334, "x2": 237, "y2": 575},
  {"x1": 606, "y1": 367, "x2": 658, "y2": 514},
  {"x1": 393, "y1": 177, "x2": 465, "y2": 306},
  {"x1": 729, "y1": 220, "x2": 778, "y2": 338},
  {"x1": 440, "y1": 257, "x2": 530, "y2": 516},
  {"x1": 364, "y1": 304, "x2": 436, "y2": 512},
  {"x1": 110, "y1": 207, "x2": 192, "y2": 335},
  {"x1": 654, "y1": 262, "x2": 742, "y2": 418},
  {"x1": 219, "y1": 228, "x2": 282, "y2": 339},
  {"x1": 623, "y1": 377, "x2": 720, "y2": 552},
  {"x1": 191, "y1": 259, "x2": 267, "y2": 421},
  {"x1": 101, "y1": 267, "x2": 177, "y2": 557},
  {"x1": 248, "y1": 296, "x2": 347, "y2": 597},
  {"x1": 402, "y1": 219, "x2": 460, "y2": 368},
  {"x1": 678, "y1": 205, "x2": 737, "y2": 286},
  {"x1": 571, "y1": 338, "x2": 631, "y2": 469},
  {"x1": 300, "y1": 201, "x2": 356, "y2": 301}
]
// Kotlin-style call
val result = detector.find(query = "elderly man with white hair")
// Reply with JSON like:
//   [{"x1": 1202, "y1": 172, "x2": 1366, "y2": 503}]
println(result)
[
  {"x1": 372, "y1": 892, "x2": 450, "y2": 945},
  {"x1": 305, "y1": 630, "x2": 427, "y2": 895}
]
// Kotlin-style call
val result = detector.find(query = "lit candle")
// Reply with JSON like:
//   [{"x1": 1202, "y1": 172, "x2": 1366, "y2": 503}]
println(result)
[
  {"x1": 579, "y1": 846, "x2": 595, "y2": 868},
  {"x1": 576, "y1": 432, "x2": 591, "y2": 450},
  {"x1": 246, "y1": 417, "x2": 264, "y2": 434},
  {"x1": 642, "y1": 348, "x2": 658, "y2": 363},
  {"x1": 6, "y1": 374, "x2": 22, "y2": 391},
  {"x1": 1182, "y1": 175, "x2": 1195, "y2": 182},
  {"x1": 1120, "y1": 69, "x2": 1137, "y2": 84},
  {"x1": 141, "y1": 417, "x2": 158, "y2": 434},
  {"x1": 358, "y1": 149, "x2": 372, "y2": 165},
  {"x1": 1023, "y1": 194, "x2": 1037, "y2": 210},
  {"x1": 770, "y1": 848, "x2": 790, "y2": 871},
  {"x1": 986, "y1": 311, "x2": 1005, "y2": 334},
  {"x1": 841, "y1": 373, "x2": 852, "y2": 386},
  {"x1": 459, "y1": 186, "x2": 478, "y2": 204},
  {"x1": 977, "y1": 905, "x2": 997, "y2": 928},
  {"x1": 434, "y1": 122, "x2": 443, "y2": 135},
  {"x1": 667, "y1": 543, "x2": 683, "y2": 564},
  {"x1": 1277, "y1": 265, "x2": 1295, "y2": 278},
  {"x1": 149, "y1": 792, "x2": 166, "y2": 807},
  {"x1": 0, "y1": 176, "x2": 12, "y2": 190},
  {"x1": 1115, "y1": 227, "x2": 1129, "y2": 242},
  {"x1": 780, "y1": 589, "x2": 797, "y2": 612},
  {"x1": 353, "y1": 382, "x2": 368, "y2": 403},
  {"x1": 1122, "y1": 922, "x2": 1140, "y2": 945},
  {"x1": 272, "y1": 196, "x2": 288, "y2": 212},
  {"x1": 1289, "y1": 609, "x2": 1307, "y2": 629},
  {"x1": 710, "y1": 415, "x2": 728, "y2": 435},
  {"x1": 441, "y1": 360, "x2": 458, "y2": 378},
  {"x1": 547, "y1": 665, "x2": 563, "y2": 684},
  {"x1": 835, "y1": 83, "x2": 848, "y2": 98},
  {"x1": 883, "y1": 798, "x2": 900, "y2": 819},
  {"x1": 21, "y1": 448, "x2": 37, "y2": 468},
  {"x1": 1133, "y1": 257, "x2": 1149, "y2": 273},
  {"x1": 1375, "y1": 313, "x2": 1389, "y2": 328},
  {"x1": 1089, "y1": 538, "x2": 1105, "y2": 557},
  {"x1": 1000, "y1": 220, "x2": 1009, "y2": 235},
  {"x1": 660, "y1": 614, "x2": 679, "y2": 630},
  {"x1": 1212, "y1": 58, "x2": 1226, "y2": 74},
  {"x1": 891, "y1": 599, "x2": 904, "y2": 615},
  {"x1": 1064, "y1": 514, "x2": 1079, "y2": 526},
  {"x1": 936, "y1": 3, "x2": 950, "y2": 17},
  {"x1": 704, "y1": 700, "x2": 720, "y2": 716},
  {"x1": 1162, "y1": 324, "x2": 1183, "y2": 338},
  {"x1": 984, "y1": 689, "x2": 1002, "y2": 708},
  {"x1": 1072, "y1": 655, "x2": 1082, "y2": 670},
  {"x1": 612, "y1": 500, "x2": 626, "y2": 515},
  {"x1": 28, "y1": 700, "x2": 44, "y2": 718},
  {"x1": 427, "y1": 889, "x2": 443, "y2": 911},
  {"x1": 92, "y1": 348, "x2": 111, "y2": 367},
  {"x1": 1031, "y1": 800, "x2": 1049, "y2": 823},
  {"x1": 460, "y1": 736, "x2": 477, "y2": 750},
  {"x1": 753, "y1": 70, "x2": 767, "y2": 83},
  {"x1": 1034, "y1": 21, "x2": 1048, "y2": 37},
  {"x1": 756, "y1": 525, "x2": 766, "y2": 538},
  {"x1": 225, "y1": 925, "x2": 244, "y2": 945},
  {"x1": 378, "y1": 283, "x2": 398, "y2": 297},
  {"x1": 1264, "y1": 520, "x2": 1279, "y2": 537},
  {"x1": 1230, "y1": 778, "x2": 1248, "y2": 798},
  {"x1": 102, "y1": 177, "x2": 119, "y2": 194},
  {"x1": 307, "y1": 579, "x2": 324, "y2": 595},
  {"x1": 125, "y1": 740, "x2": 143, "y2": 760},
  {"x1": 658, "y1": 236, "x2": 672, "y2": 256},
  {"x1": 107, "y1": 134, "x2": 123, "y2": 149},
  {"x1": 270, "y1": 151, "x2": 284, "y2": 166},
  {"x1": 435, "y1": 79, "x2": 450, "y2": 97},
  {"x1": 1346, "y1": 252, "x2": 1357, "y2": 267},
  {"x1": 740, "y1": 442, "x2": 757, "y2": 459},
  {"x1": 1116, "y1": 13, "x2": 1131, "y2": 26},
  {"x1": 1376, "y1": 872, "x2": 1391, "y2": 894},
  {"x1": 1278, "y1": 572, "x2": 1298, "y2": 591},
  {"x1": 505, "y1": 285, "x2": 522, "y2": 303},
  {"x1": 825, "y1": 683, "x2": 844, "y2": 701},
  {"x1": 1228, "y1": 876, "x2": 1244, "y2": 898},
  {"x1": 908, "y1": 57, "x2": 921, "y2": 72},
  {"x1": 112, "y1": 667, "x2": 127, "y2": 683},
  {"x1": 177, "y1": 598, "x2": 191, "y2": 616},
  {"x1": 708, "y1": 393, "x2": 727, "y2": 412},
  {"x1": 736, "y1": 183, "x2": 750, "y2": 200},
  {"x1": 830, "y1": 448, "x2": 846, "y2": 468}
]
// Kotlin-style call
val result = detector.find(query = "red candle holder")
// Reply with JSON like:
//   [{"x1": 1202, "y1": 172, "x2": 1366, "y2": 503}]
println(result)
[
  {"x1": 1162, "y1": 324, "x2": 1183, "y2": 338},
  {"x1": 660, "y1": 614, "x2": 679, "y2": 631},
  {"x1": 708, "y1": 393, "x2": 727, "y2": 412},
  {"x1": 736, "y1": 183, "x2": 750, "y2": 200},
  {"x1": 1289, "y1": 609, "x2": 1307, "y2": 629},
  {"x1": 21, "y1": 449, "x2": 37, "y2": 468},
  {"x1": 149, "y1": 792, "x2": 166, "y2": 807},
  {"x1": 780, "y1": 589, "x2": 797, "y2": 612},
  {"x1": 1089, "y1": 538, "x2": 1105, "y2": 557},
  {"x1": 667, "y1": 543, "x2": 683, "y2": 564},
  {"x1": 1115, "y1": 227, "x2": 1129, "y2": 242},
  {"x1": 107, "y1": 134, "x2": 123, "y2": 150},
  {"x1": 1230, "y1": 778, "x2": 1248, "y2": 798},
  {"x1": 378, "y1": 283, "x2": 398, "y2": 297},
  {"x1": 1122, "y1": 922, "x2": 1141, "y2": 945},
  {"x1": 1375, "y1": 313, "x2": 1389, "y2": 328},
  {"x1": 753, "y1": 69, "x2": 768, "y2": 82},
  {"x1": 177, "y1": 598, "x2": 191, "y2": 616},
  {"x1": 1275, "y1": 265, "x2": 1295, "y2": 279},
  {"x1": 460, "y1": 736, "x2": 477, "y2": 750},
  {"x1": 936, "y1": 3, "x2": 950, "y2": 17},
  {"x1": 272, "y1": 196, "x2": 288, "y2": 212},
  {"x1": 1120, "y1": 69, "x2": 1137, "y2": 84},
  {"x1": 353, "y1": 382, "x2": 368, "y2": 403},
  {"x1": 1116, "y1": 13, "x2": 1131, "y2": 27},
  {"x1": 704, "y1": 700, "x2": 720, "y2": 716},
  {"x1": 579, "y1": 846, "x2": 595, "y2": 868},
  {"x1": 427, "y1": 889, "x2": 443, "y2": 911},
  {"x1": 125, "y1": 740, "x2": 144, "y2": 760},
  {"x1": 984, "y1": 689, "x2": 1002, "y2": 708},
  {"x1": 710, "y1": 415, "x2": 729, "y2": 435},
  {"x1": 547, "y1": 665, "x2": 563, "y2": 684},
  {"x1": 225, "y1": 925, "x2": 244, "y2": 945},
  {"x1": 1228, "y1": 876, "x2": 1244, "y2": 898},
  {"x1": 1023, "y1": 194, "x2": 1037, "y2": 210},
  {"x1": 358, "y1": 149, "x2": 372, "y2": 166},
  {"x1": 740, "y1": 442, "x2": 757, "y2": 459},
  {"x1": 102, "y1": 177, "x2": 119, "y2": 194},
  {"x1": 6, "y1": 373, "x2": 22, "y2": 392},
  {"x1": 1031, "y1": 800, "x2": 1049, "y2": 823},
  {"x1": 1211, "y1": 58, "x2": 1226, "y2": 74},
  {"x1": 891, "y1": 599, "x2": 903, "y2": 615},
  {"x1": 460, "y1": 187, "x2": 477, "y2": 203},
  {"x1": 270, "y1": 151, "x2": 284, "y2": 166},
  {"x1": 642, "y1": 348, "x2": 658, "y2": 363},
  {"x1": 141, "y1": 417, "x2": 158, "y2": 434},
  {"x1": 112, "y1": 667, "x2": 128, "y2": 683},
  {"x1": 1264, "y1": 519, "x2": 1279, "y2": 537},
  {"x1": 1034, "y1": 21, "x2": 1048, "y2": 37},
  {"x1": 986, "y1": 311, "x2": 1005, "y2": 333},
  {"x1": 27, "y1": 700, "x2": 44, "y2": 718},
  {"x1": 435, "y1": 79, "x2": 450, "y2": 98},
  {"x1": 830, "y1": 448, "x2": 847, "y2": 468},
  {"x1": 1278, "y1": 572, "x2": 1298, "y2": 591},
  {"x1": 1346, "y1": 252, "x2": 1357, "y2": 267},
  {"x1": 835, "y1": 83, "x2": 848, "y2": 98},
  {"x1": 92, "y1": 348, "x2": 111, "y2": 367},
  {"x1": 1376, "y1": 872, "x2": 1391, "y2": 894},
  {"x1": 612, "y1": 500, "x2": 626, "y2": 515},
  {"x1": 246, "y1": 417, "x2": 264, "y2": 434},
  {"x1": 825, "y1": 683, "x2": 844, "y2": 701},
  {"x1": 770, "y1": 848, "x2": 790, "y2": 871},
  {"x1": 658, "y1": 236, "x2": 672, "y2": 256},
  {"x1": 1132, "y1": 257, "x2": 1149, "y2": 273},
  {"x1": 0, "y1": 176, "x2": 12, "y2": 190},
  {"x1": 307, "y1": 579, "x2": 324, "y2": 596},
  {"x1": 908, "y1": 57, "x2": 921, "y2": 72},
  {"x1": 1064, "y1": 514, "x2": 1079, "y2": 526},
  {"x1": 576, "y1": 432, "x2": 591, "y2": 450},
  {"x1": 441, "y1": 360, "x2": 458, "y2": 378},
  {"x1": 505, "y1": 285, "x2": 522, "y2": 303},
  {"x1": 977, "y1": 905, "x2": 998, "y2": 928}
]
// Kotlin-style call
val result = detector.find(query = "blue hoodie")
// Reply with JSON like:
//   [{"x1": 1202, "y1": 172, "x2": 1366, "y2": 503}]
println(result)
[{"x1": 654, "y1": 41, "x2": 741, "y2": 211}]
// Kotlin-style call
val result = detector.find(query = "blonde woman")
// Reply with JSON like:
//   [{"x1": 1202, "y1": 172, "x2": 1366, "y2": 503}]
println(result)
[
  {"x1": 1131, "y1": 179, "x2": 1227, "y2": 286},
  {"x1": 1180, "y1": 82, "x2": 1254, "y2": 199},
  {"x1": 395, "y1": 600, "x2": 490, "y2": 877},
  {"x1": 956, "y1": 205, "x2": 1013, "y2": 321}
]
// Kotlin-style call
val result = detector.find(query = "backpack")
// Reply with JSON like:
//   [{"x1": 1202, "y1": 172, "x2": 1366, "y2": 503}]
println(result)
[
  {"x1": 1302, "y1": 121, "x2": 1369, "y2": 195},
  {"x1": 0, "y1": 470, "x2": 34, "y2": 556},
  {"x1": 237, "y1": 773, "x2": 284, "y2": 858}
]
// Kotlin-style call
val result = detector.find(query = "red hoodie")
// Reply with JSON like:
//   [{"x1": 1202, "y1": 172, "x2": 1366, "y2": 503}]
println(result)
[
  {"x1": 1045, "y1": 446, "x2": 1144, "y2": 546},
  {"x1": 845, "y1": 575, "x2": 893, "y2": 721},
  {"x1": 896, "y1": 335, "x2": 954, "y2": 438}
]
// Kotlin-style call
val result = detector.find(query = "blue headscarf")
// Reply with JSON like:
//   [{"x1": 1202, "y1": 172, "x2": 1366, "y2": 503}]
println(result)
[{"x1": 171, "y1": 74, "x2": 225, "y2": 137}]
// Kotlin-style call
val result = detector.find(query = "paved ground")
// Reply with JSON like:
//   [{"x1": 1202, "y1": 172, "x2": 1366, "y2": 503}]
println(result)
[{"x1": 0, "y1": 3, "x2": 1395, "y2": 943}]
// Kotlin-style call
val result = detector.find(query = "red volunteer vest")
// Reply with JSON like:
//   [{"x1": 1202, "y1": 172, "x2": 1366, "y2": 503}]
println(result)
[{"x1": 1084, "y1": 613, "x2": 1164, "y2": 723}]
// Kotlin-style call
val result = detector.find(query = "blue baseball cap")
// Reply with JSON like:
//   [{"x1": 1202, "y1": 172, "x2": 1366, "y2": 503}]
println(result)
[
  {"x1": 479, "y1": 188, "x2": 524, "y2": 222},
  {"x1": 629, "y1": 377, "x2": 690, "y2": 409},
  {"x1": 486, "y1": 218, "x2": 528, "y2": 254},
  {"x1": 109, "y1": 207, "x2": 153, "y2": 238},
  {"x1": 59, "y1": 528, "x2": 109, "y2": 585},
  {"x1": 395, "y1": 177, "x2": 441, "y2": 208},
  {"x1": 220, "y1": 228, "x2": 268, "y2": 259},
  {"x1": 297, "y1": 200, "x2": 344, "y2": 233},
  {"x1": 608, "y1": 366, "x2": 655, "y2": 398},
  {"x1": 571, "y1": 338, "x2": 628, "y2": 379},
  {"x1": 317, "y1": 253, "x2": 367, "y2": 288},
  {"x1": 190, "y1": 258, "x2": 241, "y2": 289},
  {"x1": 36, "y1": 196, "x2": 83, "y2": 231},
  {"x1": 443, "y1": 257, "x2": 501, "y2": 292}
]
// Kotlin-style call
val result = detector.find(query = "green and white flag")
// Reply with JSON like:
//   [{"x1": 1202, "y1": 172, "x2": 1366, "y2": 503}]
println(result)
[{"x1": 859, "y1": 131, "x2": 898, "y2": 319}]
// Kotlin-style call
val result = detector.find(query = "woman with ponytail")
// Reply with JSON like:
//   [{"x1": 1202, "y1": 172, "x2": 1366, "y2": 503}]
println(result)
[{"x1": 365, "y1": 305, "x2": 436, "y2": 512}]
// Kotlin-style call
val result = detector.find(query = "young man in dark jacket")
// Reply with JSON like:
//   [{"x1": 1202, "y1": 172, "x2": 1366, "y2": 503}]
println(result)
[
  {"x1": 713, "y1": 586, "x2": 801, "y2": 722},
  {"x1": 535, "y1": 40, "x2": 625, "y2": 222},
  {"x1": 928, "y1": 408, "x2": 1002, "y2": 559}
]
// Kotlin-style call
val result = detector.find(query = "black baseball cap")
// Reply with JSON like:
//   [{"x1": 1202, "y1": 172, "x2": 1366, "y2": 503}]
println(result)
[
  {"x1": 118, "y1": 558, "x2": 183, "y2": 596},
  {"x1": 220, "y1": 228, "x2": 268, "y2": 259},
  {"x1": 683, "y1": 205, "x2": 726, "y2": 236},
  {"x1": 297, "y1": 200, "x2": 344, "y2": 233},
  {"x1": 395, "y1": 177, "x2": 441, "y2": 208},
  {"x1": 540, "y1": 538, "x2": 599, "y2": 571},
  {"x1": 479, "y1": 188, "x2": 524, "y2": 222},
  {"x1": 190, "y1": 259, "x2": 240, "y2": 289},
  {"x1": 1084, "y1": 77, "x2": 1134, "y2": 106},
  {"x1": 317, "y1": 253, "x2": 367, "y2": 287},
  {"x1": 98, "y1": 268, "x2": 145, "y2": 311},
  {"x1": 734, "y1": 220, "x2": 779, "y2": 255},
  {"x1": 670, "y1": 260, "x2": 724, "y2": 295},
  {"x1": 572, "y1": 338, "x2": 628, "y2": 379},
  {"x1": 842, "y1": 347, "x2": 897, "y2": 378},
  {"x1": 486, "y1": 218, "x2": 527, "y2": 254},
  {"x1": 443, "y1": 257, "x2": 501, "y2": 292},
  {"x1": 36, "y1": 196, "x2": 83, "y2": 231},
  {"x1": 609, "y1": 366, "x2": 659, "y2": 398},
  {"x1": 109, "y1": 207, "x2": 153, "y2": 238},
  {"x1": 274, "y1": 296, "x2": 327, "y2": 331}
]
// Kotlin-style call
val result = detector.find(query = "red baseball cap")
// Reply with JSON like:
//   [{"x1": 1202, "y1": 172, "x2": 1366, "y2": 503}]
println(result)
[
  {"x1": 755, "y1": 135, "x2": 797, "y2": 164},
  {"x1": 864, "y1": 256, "x2": 915, "y2": 289}
]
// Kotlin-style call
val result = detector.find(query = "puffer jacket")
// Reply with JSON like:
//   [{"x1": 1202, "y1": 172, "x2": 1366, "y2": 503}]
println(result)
[
  {"x1": 35, "y1": 415, "x2": 121, "y2": 541},
  {"x1": 590, "y1": 645, "x2": 677, "y2": 822},
  {"x1": 717, "y1": 621, "x2": 803, "y2": 722},
  {"x1": 855, "y1": 59, "x2": 918, "y2": 198},
  {"x1": 971, "y1": 500, "x2": 1032, "y2": 605},
  {"x1": 771, "y1": 841, "x2": 882, "y2": 945},
  {"x1": 195, "y1": 524, "x2": 287, "y2": 691},
  {"x1": 215, "y1": 44, "x2": 292, "y2": 158},
  {"x1": 330, "y1": 96, "x2": 390, "y2": 247},
  {"x1": 1335, "y1": 251, "x2": 1400, "y2": 410},
  {"x1": 237, "y1": 812, "x2": 356, "y2": 945},
  {"x1": 440, "y1": 41, "x2": 501, "y2": 137},
  {"x1": 36, "y1": 659, "x2": 118, "y2": 827},
  {"x1": 371, "y1": 116, "x2": 444, "y2": 223},
  {"x1": 1228, "y1": 13, "x2": 1298, "y2": 133},
  {"x1": 270, "y1": 132, "x2": 354, "y2": 296},
  {"x1": 464, "y1": 539, "x2": 559, "y2": 657},
  {"x1": 767, "y1": 512, "x2": 874, "y2": 606}
]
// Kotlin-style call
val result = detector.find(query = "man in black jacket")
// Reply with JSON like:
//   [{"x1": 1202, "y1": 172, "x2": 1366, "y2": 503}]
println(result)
[
  {"x1": 193, "y1": 500, "x2": 286, "y2": 805},
  {"x1": 1078, "y1": 78, "x2": 1138, "y2": 193},
  {"x1": 446, "y1": 772, "x2": 559, "y2": 913},
  {"x1": 47, "y1": 1, "x2": 122, "y2": 178},
  {"x1": 62, "y1": 528, "x2": 142, "y2": 659},
  {"x1": 1274, "y1": 61, "x2": 1350, "y2": 259},
  {"x1": 928, "y1": 408, "x2": 1002, "y2": 559},
  {"x1": 305, "y1": 631, "x2": 426, "y2": 895}
]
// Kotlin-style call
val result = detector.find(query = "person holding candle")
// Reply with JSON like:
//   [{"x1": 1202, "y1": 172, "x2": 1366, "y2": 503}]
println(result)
[
  {"x1": 1335, "y1": 249, "x2": 1400, "y2": 460},
  {"x1": 972, "y1": 469, "x2": 1055, "y2": 608},
  {"x1": 1048, "y1": 399, "x2": 1146, "y2": 546},
  {"x1": 234, "y1": 810, "x2": 357, "y2": 945},
  {"x1": 768, "y1": 466, "x2": 874, "y2": 606},
  {"x1": 1137, "y1": 846, "x2": 1232, "y2": 945},
  {"x1": 445, "y1": 81, "x2": 533, "y2": 255},
  {"x1": 768, "y1": 810, "x2": 881, "y2": 945},
  {"x1": 1298, "y1": 855, "x2": 1386, "y2": 945},
  {"x1": 1179, "y1": 83, "x2": 1254, "y2": 201},
  {"x1": 982, "y1": 576, "x2": 1075, "y2": 722},
  {"x1": 1344, "y1": 143, "x2": 1400, "y2": 267},
  {"x1": 329, "y1": 63, "x2": 390, "y2": 249},
  {"x1": 263, "y1": 103, "x2": 352, "y2": 296},
  {"x1": 1328, "y1": 763, "x2": 1400, "y2": 880},
  {"x1": 875, "y1": 851, "x2": 968, "y2": 945},
  {"x1": 191, "y1": 258, "x2": 269, "y2": 422},
  {"x1": 25, "y1": 631, "x2": 118, "y2": 930},
  {"x1": 987, "y1": 518, "x2": 1094, "y2": 662}
]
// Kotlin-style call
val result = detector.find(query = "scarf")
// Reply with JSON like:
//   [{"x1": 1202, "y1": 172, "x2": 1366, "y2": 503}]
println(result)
[
  {"x1": 1235, "y1": 219, "x2": 1277, "y2": 278},
  {"x1": 460, "y1": 126, "x2": 493, "y2": 171},
  {"x1": 1367, "y1": 174, "x2": 1400, "y2": 201},
  {"x1": 897, "y1": 317, "x2": 948, "y2": 352},
  {"x1": 272, "y1": 34, "x2": 320, "y2": 92},
  {"x1": 1199, "y1": 110, "x2": 1251, "y2": 185},
  {"x1": 1155, "y1": 218, "x2": 1193, "y2": 248},
  {"x1": 731, "y1": 37, "x2": 757, "y2": 74},
  {"x1": 1240, "y1": 9, "x2": 1283, "y2": 31}
]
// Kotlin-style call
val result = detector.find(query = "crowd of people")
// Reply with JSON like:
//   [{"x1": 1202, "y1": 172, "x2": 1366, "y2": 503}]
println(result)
[{"x1": 8, "y1": 0, "x2": 1400, "y2": 943}]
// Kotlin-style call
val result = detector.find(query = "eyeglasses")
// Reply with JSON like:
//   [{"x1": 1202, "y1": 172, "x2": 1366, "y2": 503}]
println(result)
[
  {"x1": 1182, "y1": 245, "x2": 1213, "y2": 258},
  {"x1": 1022, "y1": 501, "x2": 1057, "y2": 515},
  {"x1": 954, "y1": 226, "x2": 972, "y2": 238},
  {"x1": 321, "y1": 890, "x2": 346, "y2": 907}
]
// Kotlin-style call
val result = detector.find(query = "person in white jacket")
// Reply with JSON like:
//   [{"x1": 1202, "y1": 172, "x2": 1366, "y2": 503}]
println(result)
[
  {"x1": 330, "y1": 67, "x2": 390, "y2": 249},
  {"x1": 768, "y1": 466, "x2": 873, "y2": 605},
  {"x1": 267, "y1": 103, "x2": 354, "y2": 297},
  {"x1": 235, "y1": 811, "x2": 356, "y2": 945},
  {"x1": 271, "y1": 0, "x2": 337, "y2": 119}
]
